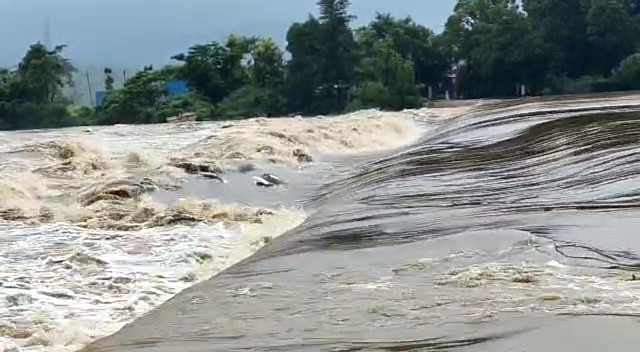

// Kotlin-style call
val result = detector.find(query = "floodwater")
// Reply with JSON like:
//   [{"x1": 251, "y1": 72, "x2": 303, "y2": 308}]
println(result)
[
  {"x1": 79, "y1": 92, "x2": 640, "y2": 352},
  {"x1": 0, "y1": 108, "x2": 438, "y2": 351},
  {"x1": 6, "y1": 94, "x2": 640, "y2": 351}
]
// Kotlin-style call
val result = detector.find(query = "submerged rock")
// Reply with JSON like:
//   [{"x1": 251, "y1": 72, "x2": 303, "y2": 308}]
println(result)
[
  {"x1": 253, "y1": 173, "x2": 285, "y2": 187},
  {"x1": 199, "y1": 172, "x2": 226, "y2": 183},
  {"x1": 293, "y1": 148, "x2": 313, "y2": 163},
  {"x1": 82, "y1": 185, "x2": 138, "y2": 205},
  {"x1": 236, "y1": 163, "x2": 256, "y2": 173},
  {"x1": 170, "y1": 160, "x2": 224, "y2": 174},
  {"x1": 80, "y1": 178, "x2": 158, "y2": 206}
]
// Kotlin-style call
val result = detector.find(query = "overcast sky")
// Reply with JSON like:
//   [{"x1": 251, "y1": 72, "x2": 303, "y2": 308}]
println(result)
[{"x1": 0, "y1": 0, "x2": 456, "y2": 67}]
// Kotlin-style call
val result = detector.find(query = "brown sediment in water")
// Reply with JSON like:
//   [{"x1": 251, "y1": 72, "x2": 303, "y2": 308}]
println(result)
[
  {"x1": 176, "y1": 108, "x2": 455, "y2": 167},
  {"x1": 0, "y1": 107, "x2": 479, "y2": 352},
  {"x1": 69, "y1": 94, "x2": 640, "y2": 352},
  {"x1": 0, "y1": 108, "x2": 470, "y2": 231},
  {"x1": 0, "y1": 108, "x2": 470, "y2": 230},
  {"x1": 74, "y1": 197, "x2": 279, "y2": 231}
]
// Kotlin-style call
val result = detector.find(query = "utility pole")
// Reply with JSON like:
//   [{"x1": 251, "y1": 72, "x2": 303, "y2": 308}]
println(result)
[
  {"x1": 86, "y1": 71, "x2": 94, "y2": 107},
  {"x1": 44, "y1": 17, "x2": 52, "y2": 49}
]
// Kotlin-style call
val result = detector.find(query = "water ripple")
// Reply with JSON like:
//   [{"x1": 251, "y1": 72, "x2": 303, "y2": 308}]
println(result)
[{"x1": 81, "y1": 94, "x2": 640, "y2": 352}]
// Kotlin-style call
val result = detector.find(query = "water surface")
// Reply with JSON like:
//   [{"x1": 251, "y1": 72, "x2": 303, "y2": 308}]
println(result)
[{"x1": 72, "y1": 93, "x2": 640, "y2": 351}]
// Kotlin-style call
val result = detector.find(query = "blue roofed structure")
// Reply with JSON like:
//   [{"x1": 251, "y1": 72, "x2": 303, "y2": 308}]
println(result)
[
  {"x1": 165, "y1": 80, "x2": 188, "y2": 96},
  {"x1": 93, "y1": 79, "x2": 188, "y2": 107},
  {"x1": 95, "y1": 91, "x2": 107, "y2": 106}
]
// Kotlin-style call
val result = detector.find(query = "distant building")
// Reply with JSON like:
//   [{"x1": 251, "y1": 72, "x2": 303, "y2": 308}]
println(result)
[
  {"x1": 95, "y1": 90, "x2": 107, "y2": 106},
  {"x1": 165, "y1": 80, "x2": 188, "y2": 96},
  {"x1": 93, "y1": 79, "x2": 188, "y2": 107}
]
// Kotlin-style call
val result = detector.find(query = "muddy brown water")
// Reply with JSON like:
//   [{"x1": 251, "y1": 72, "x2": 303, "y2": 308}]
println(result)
[{"x1": 81, "y1": 93, "x2": 640, "y2": 352}]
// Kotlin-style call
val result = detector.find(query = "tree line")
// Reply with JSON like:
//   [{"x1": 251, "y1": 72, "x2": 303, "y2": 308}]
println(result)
[{"x1": 2, "y1": 0, "x2": 640, "y2": 130}]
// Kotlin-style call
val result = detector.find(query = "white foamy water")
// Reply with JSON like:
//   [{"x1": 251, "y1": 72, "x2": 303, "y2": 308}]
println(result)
[
  {"x1": 0, "y1": 108, "x2": 465, "y2": 352},
  {"x1": 0, "y1": 209, "x2": 305, "y2": 352}
]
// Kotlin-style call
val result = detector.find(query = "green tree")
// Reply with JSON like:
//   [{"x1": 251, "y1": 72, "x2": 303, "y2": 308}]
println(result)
[
  {"x1": 217, "y1": 37, "x2": 287, "y2": 118},
  {"x1": 359, "y1": 13, "x2": 448, "y2": 93},
  {"x1": 523, "y1": 0, "x2": 590, "y2": 78},
  {"x1": 351, "y1": 37, "x2": 421, "y2": 110},
  {"x1": 171, "y1": 36, "x2": 253, "y2": 105},
  {"x1": 104, "y1": 67, "x2": 114, "y2": 91},
  {"x1": 0, "y1": 43, "x2": 76, "y2": 129},
  {"x1": 284, "y1": 17, "x2": 325, "y2": 114},
  {"x1": 315, "y1": 0, "x2": 358, "y2": 113},
  {"x1": 15, "y1": 43, "x2": 76, "y2": 104},
  {"x1": 94, "y1": 68, "x2": 168, "y2": 124},
  {"x1": 585, "y1": 1, "x2": 636, "y2": 77},
  {"x1": 3, "y1": 1, "x2": 640, "y2": 130},
  {"x1": 614, "y1": 53, "x2": 640, "y2": 84},
  {"x1": 443, "y1": 0, "x2": 551, "y2": 97}
]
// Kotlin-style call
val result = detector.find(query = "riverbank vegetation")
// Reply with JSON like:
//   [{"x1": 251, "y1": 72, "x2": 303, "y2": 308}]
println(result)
[{"x1": 2, "y1": 0, "x2": 640, "y2": 129}]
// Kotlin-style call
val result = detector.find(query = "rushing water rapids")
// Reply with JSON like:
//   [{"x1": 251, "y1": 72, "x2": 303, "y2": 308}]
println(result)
[
  {"x1": 7, "y1": 94, "x2": 640, "y2": 351},
  {"x1": 0, "y1": 108, "x2": 440, "y2": 352},
  {"x1": 67, "y1": 93, "x2": 640, "y2": 352}
]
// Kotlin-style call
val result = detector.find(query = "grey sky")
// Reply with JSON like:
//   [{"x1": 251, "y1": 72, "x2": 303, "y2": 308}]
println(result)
[{"x1": 0, "y1": 0, "x2": 456, "y2": 68}]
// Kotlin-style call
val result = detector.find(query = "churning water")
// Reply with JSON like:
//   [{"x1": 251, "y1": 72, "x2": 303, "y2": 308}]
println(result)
[
  {"x1": 0, "y1": 108, "x2": 446, "y2": 352},
  {"x1": 8, "y1": 93, "x2": 640, "y2": 352}
]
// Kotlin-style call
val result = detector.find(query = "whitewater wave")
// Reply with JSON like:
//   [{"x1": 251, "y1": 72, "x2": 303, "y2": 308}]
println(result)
[
  {"x1": 176, "y1": 109, "x2": 429, "y2": 168},
  {"x1": 71, "y1": 93, "x2": 640, "y2": 352},
  {"x1": 0, "y1": 108, "x2": 459, "y2": 352}
]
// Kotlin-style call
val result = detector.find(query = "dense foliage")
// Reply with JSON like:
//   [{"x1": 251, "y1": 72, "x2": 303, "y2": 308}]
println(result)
[{"x1": 2, "y1": 0, "x2": 640, "y2": 129}]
